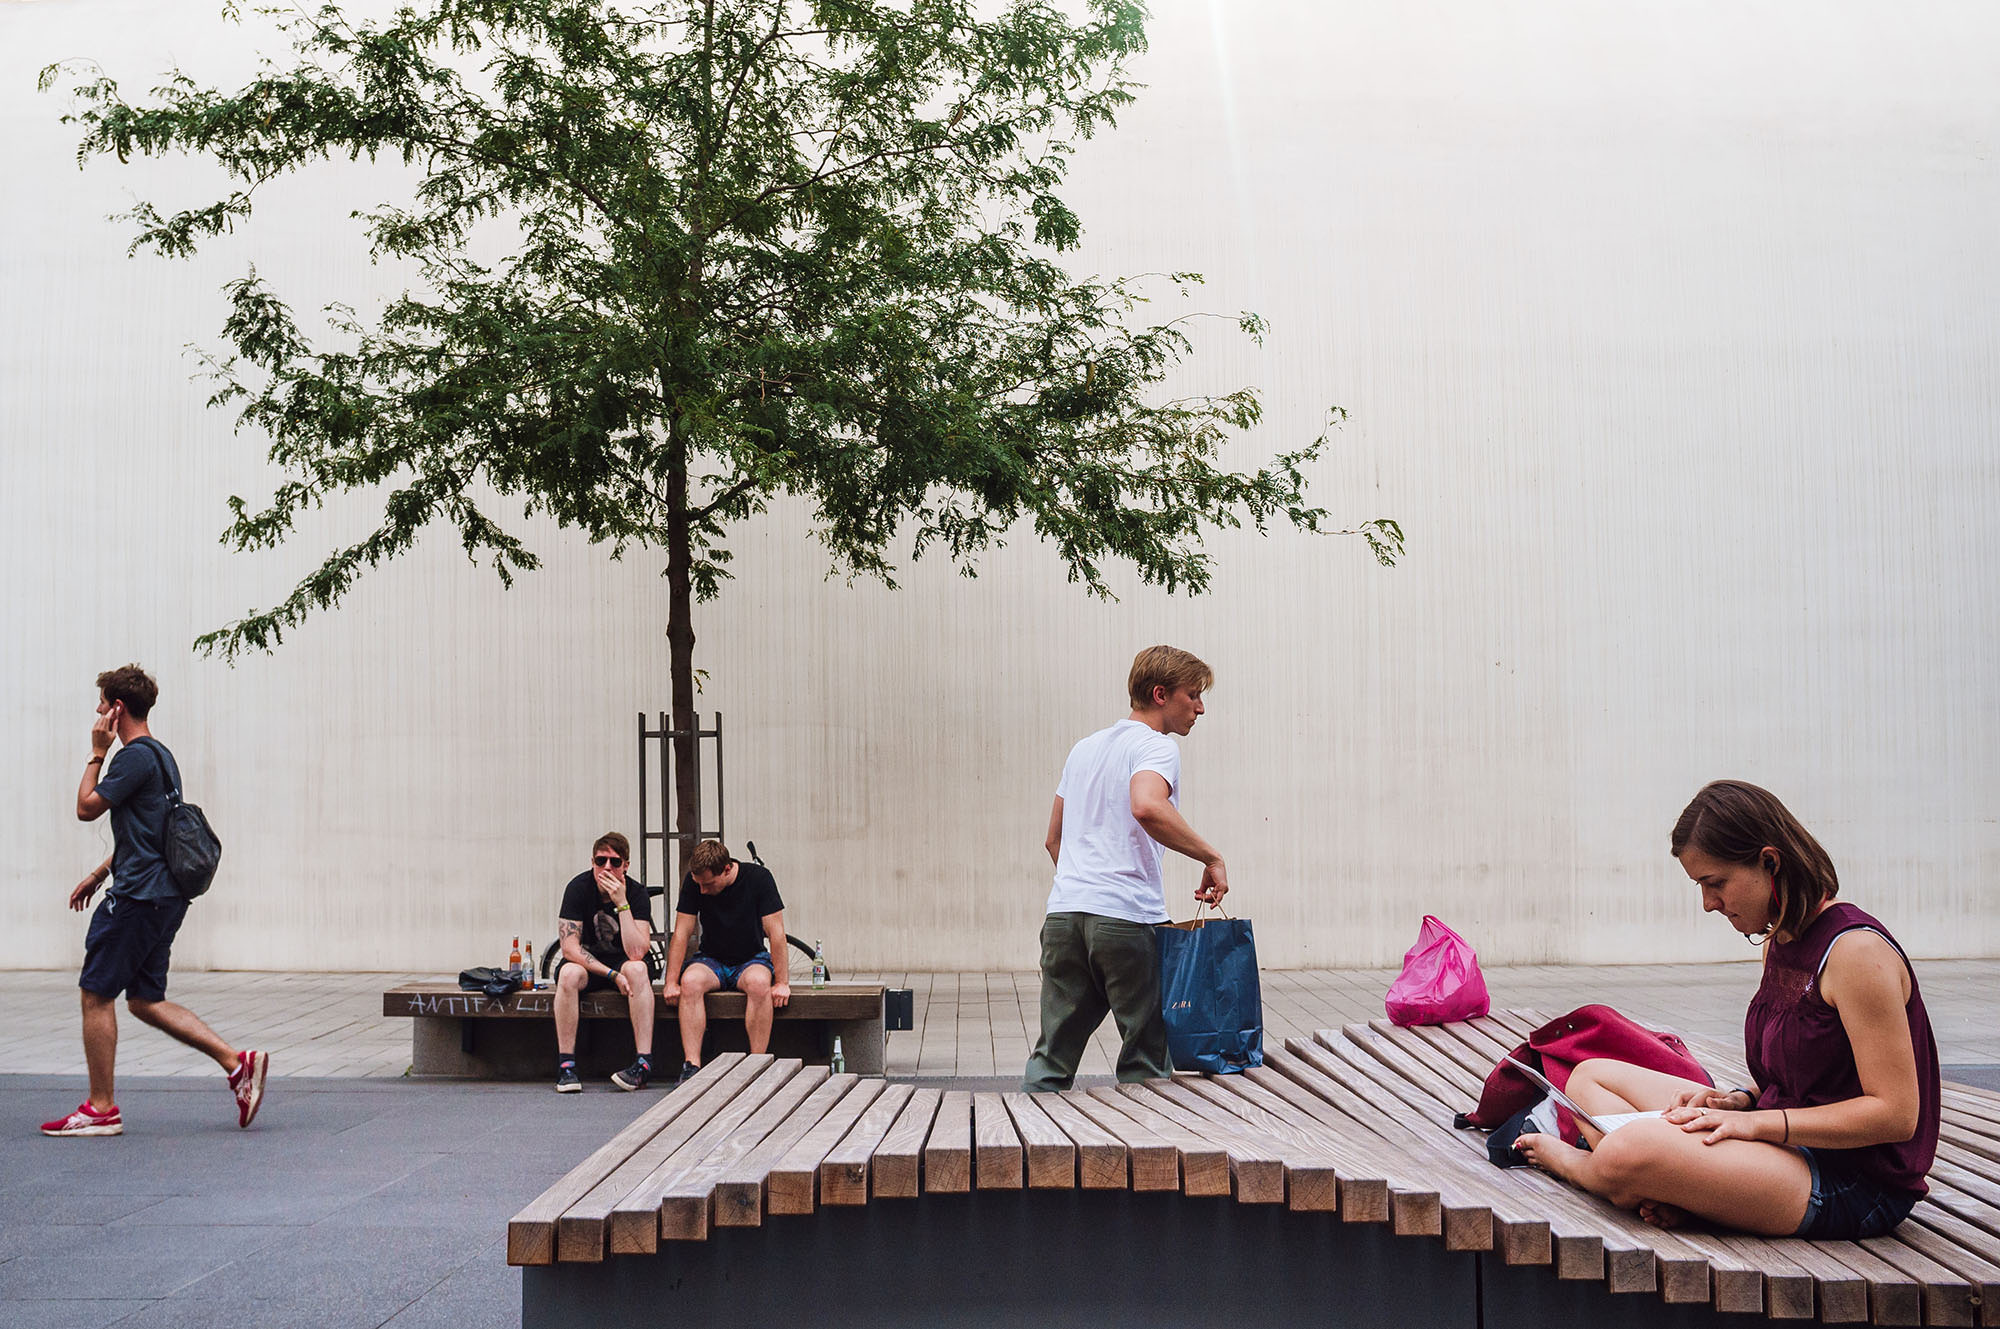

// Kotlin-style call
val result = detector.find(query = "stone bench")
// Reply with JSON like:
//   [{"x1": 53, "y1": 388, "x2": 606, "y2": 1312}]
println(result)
[{"x1": 381, "y1": 981, "x2": 894, "y2": 1078}]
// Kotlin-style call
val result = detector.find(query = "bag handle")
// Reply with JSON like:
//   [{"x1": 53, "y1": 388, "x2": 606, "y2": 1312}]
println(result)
[{"x1": 1194, "y1": 897, "x2": 1233, "y2": 921}]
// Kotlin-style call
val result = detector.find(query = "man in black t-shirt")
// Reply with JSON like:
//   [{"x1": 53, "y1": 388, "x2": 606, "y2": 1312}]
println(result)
[
  {"x1": 553, "y1": 832, "x2": 657, "y2": 1092},
  {"x1": 50, "y1": 665, "x2": 268, "y2": 1138},
  {"x1": 662, "y1": 840, "x2": 789, "y2": 1084}
]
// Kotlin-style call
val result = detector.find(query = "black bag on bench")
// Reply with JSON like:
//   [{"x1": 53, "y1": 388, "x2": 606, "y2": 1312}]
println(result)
[{"x1": 459, "y1": 967, "x2": 522, "y2": 1003}]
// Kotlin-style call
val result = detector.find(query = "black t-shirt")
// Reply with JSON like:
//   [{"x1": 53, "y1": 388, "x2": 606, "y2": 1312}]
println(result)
[
  {"x1": 557, "y1": 872, "x2": 654, "y2": 969},
  {"x1": 94, "y1": 738, "x2": 182, "y2": 903},
  {"x1": 676, "y1": 862, "x2": 784, "y2": 964}
]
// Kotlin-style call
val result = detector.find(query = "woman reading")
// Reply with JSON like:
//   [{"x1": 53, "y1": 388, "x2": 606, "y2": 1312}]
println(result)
[{"x1": 1515, "y1": 780, "x2": 1939, "y2": 1238}]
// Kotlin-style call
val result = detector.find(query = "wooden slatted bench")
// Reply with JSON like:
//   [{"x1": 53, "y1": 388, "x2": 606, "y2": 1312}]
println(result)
[
  {"x1": 382, "y1": 981, "x2": 889, "y2": 1077},
  {"x1": 508, "y1": 1011, "x2": 2000, "y2": 1329}
]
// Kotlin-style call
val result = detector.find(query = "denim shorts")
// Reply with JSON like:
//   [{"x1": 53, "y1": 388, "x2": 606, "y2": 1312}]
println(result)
[
  {"x1": 686, "y1": 953, "x2": 775, "y2": 989},
  {"x1": 79, "y1": 894, "x2": 190, "y2": 1002},
  {"x1": 1794, "y1": 1147, "x2": 1919, "y2": 1240}
]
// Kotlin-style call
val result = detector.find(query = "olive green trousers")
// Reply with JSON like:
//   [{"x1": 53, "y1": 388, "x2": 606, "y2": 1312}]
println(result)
[{"x1": 1021, "y1": 911, "x2": 1170, "y2": 1092}]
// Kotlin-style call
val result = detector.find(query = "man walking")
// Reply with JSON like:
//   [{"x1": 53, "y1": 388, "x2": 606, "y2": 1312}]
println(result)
[
  {"x1": 46, "y1": 665, "x2": 267, "y2": 1137},
  {"x1": 1022, "y1": 646, "x2": 1229, "y2": 1092}
]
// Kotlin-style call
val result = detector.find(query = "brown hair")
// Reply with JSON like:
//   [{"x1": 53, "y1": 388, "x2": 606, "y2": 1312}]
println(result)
[
  {"x1": 96, "y1": 664, "x2": 160, "y2": 720},
  {"x1": 688, "y1": 840, "x2": 733, "y2": 877},
  {"x1": 1127, "y1": 646, "x2": 1214, "y2": 709},
  {"x1": 593, "y1": 832, "x2": 631, "y2": 864},
  {"x1": 1671, "y1": 780, "x2": 1840, "y2": 942}
]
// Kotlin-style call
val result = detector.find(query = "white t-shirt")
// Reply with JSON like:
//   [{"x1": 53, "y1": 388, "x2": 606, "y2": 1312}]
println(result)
[{"x1": 1044, "y1": 719, "x2": 1181, "y2": 924}]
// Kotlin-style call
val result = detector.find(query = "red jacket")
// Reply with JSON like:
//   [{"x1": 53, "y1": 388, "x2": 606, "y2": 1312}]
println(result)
[{"x1": 1463, "y1": 1005, "x2": 1713, "y2": 1145}]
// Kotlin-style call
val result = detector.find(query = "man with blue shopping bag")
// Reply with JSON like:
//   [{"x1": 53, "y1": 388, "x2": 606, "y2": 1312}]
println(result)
[{"x1": 1021, "y1": 647, "x2": 1229, "y2": 1092}]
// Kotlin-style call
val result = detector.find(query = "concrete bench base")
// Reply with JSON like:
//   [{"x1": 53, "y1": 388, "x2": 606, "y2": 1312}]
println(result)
[
  {"x1": 523, "y1": 1190, "x2": 1802, "y2": 1329},
  {"x1": 384, "y1": 984, "x2": 886, "y2": 1078}
]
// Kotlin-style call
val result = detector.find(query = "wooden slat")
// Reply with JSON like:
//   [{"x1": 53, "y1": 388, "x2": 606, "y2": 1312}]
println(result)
[
  {"x1": 1127, "y1": 1082, "x2": 1287, "y2": 1205},
  {"x1": 609, "y1": 1059, "x2": 802, "y2": 1254},
  {"x1": 973, "y1": 1092, "x2": 1025, "y2": 1190},
  {"x1": 1859, "y1": 1235, "x2": 1977, "y2": 1326},
  {"x1": 1162, "y1": 1079, "x2": 1340, "y2": 1213},
  {"x1": 506, "y1": 1054, "x2": 744, "y2": 1265},
  {"x1": 1085, "y1": 1086, "x2": 1230, "y2": 1196},
  {"x1": 1033, "y1": 1093, "x2": 1127, "y2": 1189},
  {"x1": 1206, "y1": 1075, "x2": 1391, "y2": 1222},
  {"x1": 1922, "y1": 1182, "x2": 2000, "y2": 1241},
  {"x1": 1241, "y1": 1064, "x2": 1447, "y2": 1240},
  {"x1": 1063, "y1": 1092, "x2": 1180, "y2": 1191},
  {"x1": 818, "y1": 1083, "x2": 918, "y2": 1206},
  {"x1": 869, "y1": 1087, "x2": 943, "y2": 1199},
  {"x1": 1272, "y1": 1044, "x2": 1495, "y2": 1254},
  {"x1": 923, "y1": 1090, "x2": 973, "y2": 1194},
  {"x1": 657, "y1": 1063, "x2": 831, "y2": 1241},
  {"x1": 1942, "y1": 1107, "x2": 2000, "y2": 1147},
  {"x1": 712, "y1": 1074, "x2": 857, "y2": 1228},
  {"x1": 1885, "y1": 1218, "x2": 2000, "y2": 1326},
  {"x1": 556, "y1": 1054, "x2": 769, "y2": 1263},
  {"x1": 766, "y1": 1077, "x2": 886, "y2": 1215},
  {"x1": 1003, "y1": 1093, "x2": 1078, "y2": 1189},
  {"x1": 1769, "y1": 1237, "x2": 1874, "y2": 1323},
  {"x1": 1708, "y1": 1233, "x2": 1816, "y2": 1320}
]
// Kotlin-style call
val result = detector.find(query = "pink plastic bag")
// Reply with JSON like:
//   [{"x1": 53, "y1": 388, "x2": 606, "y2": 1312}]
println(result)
[{"x1": 1384, "y1": 916, "x2": 1490, "y2": 1026}]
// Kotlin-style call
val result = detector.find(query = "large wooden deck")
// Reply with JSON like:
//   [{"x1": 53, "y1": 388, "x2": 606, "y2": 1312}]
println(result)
[{"x1": 511, "y1": 1009, "x2": 2000, "y2": 1328}]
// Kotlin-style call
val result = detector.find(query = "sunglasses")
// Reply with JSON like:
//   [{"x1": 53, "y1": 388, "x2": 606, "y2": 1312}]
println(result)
[{"x1": 593, "y1": 856, "x2": 624, "y2": 868}]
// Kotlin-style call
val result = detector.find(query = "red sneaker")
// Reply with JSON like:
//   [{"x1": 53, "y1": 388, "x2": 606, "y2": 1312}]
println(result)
[
  {"x1": 42, "y1": 1101, "x2": 122, "y2": 1137},
  {"x1": 228, "y1": 1050, "x2": 269, "y2": 1128}
]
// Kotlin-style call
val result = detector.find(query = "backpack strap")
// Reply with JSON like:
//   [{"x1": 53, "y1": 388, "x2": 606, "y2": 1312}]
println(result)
[{"x1": 128, "y1": 737, "x2": 183, "y2": 806}]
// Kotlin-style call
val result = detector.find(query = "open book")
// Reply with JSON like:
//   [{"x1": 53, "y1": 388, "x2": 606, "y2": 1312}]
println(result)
[{"x1": 1504, "y1": 1055, "x2": 1664, "y2": 1135}]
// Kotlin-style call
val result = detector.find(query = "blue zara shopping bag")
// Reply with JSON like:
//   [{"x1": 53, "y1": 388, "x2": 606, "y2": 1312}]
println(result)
[{"x1": 1155, "y1": 913, "x2": 1264, "y2": 1074}]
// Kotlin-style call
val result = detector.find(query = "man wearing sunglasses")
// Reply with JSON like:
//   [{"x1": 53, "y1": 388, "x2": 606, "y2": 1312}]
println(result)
[{"x1": 553, "y1": 833, "x2": 656, "y2": 1092}]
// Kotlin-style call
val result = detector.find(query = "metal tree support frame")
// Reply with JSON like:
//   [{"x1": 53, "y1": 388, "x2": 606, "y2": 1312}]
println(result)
[{"x1": 637, "y1": 711, "x2": 724, "y2": 888}]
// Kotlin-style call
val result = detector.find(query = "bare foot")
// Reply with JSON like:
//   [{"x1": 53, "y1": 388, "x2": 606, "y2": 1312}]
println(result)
[
  {"x1": 1638, "y1": 1199, "x2": 1689, "y2": 1229},
  {"x1": 1513, "y1": 1131, "x2": 1588, "y2": 1185}
]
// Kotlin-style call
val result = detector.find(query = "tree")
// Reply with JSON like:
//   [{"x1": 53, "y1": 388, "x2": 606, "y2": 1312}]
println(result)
[{"x1": 44, "y1": 0, "x2": 1401, "y2": 872}]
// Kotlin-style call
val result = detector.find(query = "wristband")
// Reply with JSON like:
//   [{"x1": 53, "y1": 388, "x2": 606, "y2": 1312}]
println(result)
[
  {"x1": 86, "y1": 756, "x2": 103, "y2": 766},
  {"x1": 616, "y1": 904, "x2": 631, "y2": 913}
]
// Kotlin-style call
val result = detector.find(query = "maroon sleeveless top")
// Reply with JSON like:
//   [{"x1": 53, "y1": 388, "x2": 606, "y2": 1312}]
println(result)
[{"x1": 1744, "y1": 902, "x2": 1940, "y2": 1196}]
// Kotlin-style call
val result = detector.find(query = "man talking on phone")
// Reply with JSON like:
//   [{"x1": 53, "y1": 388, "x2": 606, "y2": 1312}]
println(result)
[{"x1": 46, "y1": 665, "x2": 268, "y2": 1137}]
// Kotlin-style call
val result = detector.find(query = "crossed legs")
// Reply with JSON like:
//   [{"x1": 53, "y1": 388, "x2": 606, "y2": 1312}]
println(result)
[{"x1": 1516, "y1": 1059, "x2": 1812, "y2": 1234}]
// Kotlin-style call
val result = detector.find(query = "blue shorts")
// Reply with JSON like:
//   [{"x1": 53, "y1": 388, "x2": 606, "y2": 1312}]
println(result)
[
  {"x1": 1795, "y1": 1147, "x2": 1918, "y2": 1240},
  {"x1": 686, "y1": 953, "x2": 775, "y2": 990},
  {"x1": 79, "y1": 894, "x2": 190, "y2": 1002}
]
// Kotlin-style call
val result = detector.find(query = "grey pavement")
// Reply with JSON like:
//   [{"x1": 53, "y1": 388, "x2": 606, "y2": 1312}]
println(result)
[{"x1": 2, "y1": 959, "x2": 1996, "y2": 1327}]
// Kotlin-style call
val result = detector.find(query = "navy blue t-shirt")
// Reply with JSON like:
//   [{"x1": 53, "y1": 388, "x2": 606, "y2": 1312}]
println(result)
[{"x1": 94, "y1": 738, "x2": 183, "y2": 903}]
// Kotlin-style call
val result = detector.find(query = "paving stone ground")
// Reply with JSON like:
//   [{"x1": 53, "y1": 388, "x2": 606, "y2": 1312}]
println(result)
[{"x1": 2, "y1": 959, "x2": 1995, "y2": 1327}]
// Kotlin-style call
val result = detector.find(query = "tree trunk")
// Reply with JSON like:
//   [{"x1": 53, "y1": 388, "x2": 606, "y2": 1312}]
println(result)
[{"x1": 665, "y1": 412, "x2": 699, "y2": 882}]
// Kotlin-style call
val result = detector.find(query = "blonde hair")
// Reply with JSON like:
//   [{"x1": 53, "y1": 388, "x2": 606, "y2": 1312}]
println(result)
[{"x1": 1127, "y1": 646, "x2": 1214, "y2": 709}]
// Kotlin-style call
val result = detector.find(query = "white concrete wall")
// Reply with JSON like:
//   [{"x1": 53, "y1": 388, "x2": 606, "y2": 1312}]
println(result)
[{"x1": 3, "y1": 0, "x2": 1996, "y2": 974}]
